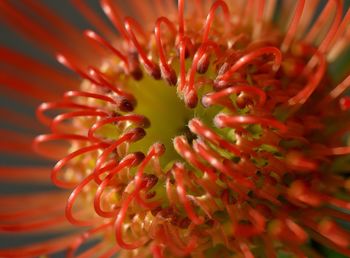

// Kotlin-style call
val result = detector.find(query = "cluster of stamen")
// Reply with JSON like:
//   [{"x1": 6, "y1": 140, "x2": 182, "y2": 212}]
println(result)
[{"x1": 31, "y1": 0, "x2": 350, "y2": 257}]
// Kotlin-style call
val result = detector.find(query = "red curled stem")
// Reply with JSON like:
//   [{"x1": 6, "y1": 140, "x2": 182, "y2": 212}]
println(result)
[
  {"x1": 173, "y1": 136, "x2": 217, "y2": 181},
  {"x1": 192, "y1": 140, "x2": 253, "y2": 188},
  {"x1": 93, "y1": 132, "x2": 139, "y2": 184},
  {"x1": 51, "y1": 110, "x2": 109, "y2": 133},
  {"x1": 178, "y1": 0, "x2": 185, "y2": 40},
  {"x1": 318, "y1": 0, "x2": 343, "y2": 53},
  {"x1": 87, "y1": 67, "x2": 130, "y2": 97},
  {"x1": 304, "y1": 0, "x2": 342, "y2": 54},
  {"x1": 33, "y1": 133, "x2": 90, "y2": 160},
  {"x1": 188, "y1": 118, "x2": 241, "y2": 156},
  {"x1": 187, "y1": 41, "x2": 220, "y2": 102},
  {"x1": 214, "y1": 114, "x2": 288, "y2": 133},
  {"x1": 56, "y1": 54, "x2": 100, "y2": 85},
  {"x1": 84, "y1": 30, "x2": 129, "y2": 68},
  {"x1": 155, "y1": 17, "x2": 177, "y2": 84},
  {"x1": 304, "y1": 1, "x2": 334, "y2": 43},
  {"x1": 115, "y1": 144, "x2": 164, "y2": 249},
  {"x1": 124, "y1": 17, "x2": 160, "y2": 78},
  {"x1": 202, "y1": 85, "x2": 266, "y2": 107},
  {"x1": 133, "y1": 143, "x2": 164, "y2": 208},
  {"x1": 178, "y1": 39, "x2": 187, "y2": 93},
  {"x1": 37, "y1": 101, "x2": 96, "y2": 127},
  {"x1": 88, "y1": 114, "x2": 147, "y2": 142},
  {"x1": 281, "y1": 0, "x2": 305, "y2": 52},
  {"x1": 173, "y1": 163, "x2": 204, "y2": 225},
  {"x1": 165, "y1": 175, "x2": 179, "y2": 207},
  {"x1": 94, "y1": 154, "x2": 139, "y2": 217},
  {"x1": 320, "y1": 74, "x2": 350, "y2": 105},
  {"x1": 114, "y1": 185, "x2": 148, "y2": 249},
  {"x1": 66, "y1": 173, "x2": 99, "y2": 226},
  {"x1": 202, "y1": 0, "x2": 230, "y2": 43},
  {"x1": 289, "y1": 49, "x2": 326, "y2": 105},
  {"x1": 327, "y1": 8, "x2": 350, "y2": 52},
  {"x1": 165, "y1": 225, "x2": 198, "y2": 255},
  {"x1": 100, "y1": 0, "x2": 130, "y2": 41},
  {"x1": 155, "y1": 17, "x2": 177, "y2": 65},
  {"x1": 52, "y1": 143, "x2": 105, "y2": 189},
  {"x1": 63, "y1": 90, "x2": 116, "y2": 105},
  {"x1": 220, "y1": 47, "x2": 282, "y2": 82}
]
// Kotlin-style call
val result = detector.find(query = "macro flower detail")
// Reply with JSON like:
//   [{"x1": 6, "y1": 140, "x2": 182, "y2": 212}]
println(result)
[{"x1": 1, "y1": 0, "x2": 350, "y2": 257}]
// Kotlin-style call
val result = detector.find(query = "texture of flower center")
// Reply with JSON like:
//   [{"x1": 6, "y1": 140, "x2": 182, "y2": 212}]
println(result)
[{"x1": 127, "y1": 72, "x2": 193, "y2": 164}]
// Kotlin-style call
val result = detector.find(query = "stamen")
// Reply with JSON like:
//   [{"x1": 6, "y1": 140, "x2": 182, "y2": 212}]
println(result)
[
  {"x1": 3, "y1": 0, "x2": 350, "y2": 257},
  {"x1": 155, "y1": 17, "x2": 178, "y2": 85},
  {"x1": 33, "y1": 133, "x2": 89, "y2": 160},
  {"x1": 100, "y1": 0, "x2": 130, "y2": 41},
  {"x1": 202, "y1": 1, "x2": 231, "y2": 43},
  {"x1": 172, "y1": 162, "x2": 204, "y2": 225},
  {"x1": 124, "y1": 17, "x2": 161, "y2": 79},
  {"x1": 174, "y1": 136, "x2": 217, "y2": 181},
  {"x1": 201, "y1": 85, "x2": 266, "y2": 107},
  {"x1": 289, "y1": 48, "x2": 326, "y2": 105},
  {"x1": 214, "y1": 114, "x2": 288, "y2": 134},
  {"x1": 178, "y1": 0, "x2": 185, "y2": 40},
  {"x1": 51, "y1": 110, "x2": 108, "y2": 133},
  {"x1": 52, "y1": 143, "x2": 104, "y2": 189},
  {"x1": 317, "y1": 0, "x2": 343, "y2": 53},
  {"x1": 188, "y1": 118, "x2": 241, "y2": 156},
  {"x1": 36, "y1": 101, "x2": 96, "y2": 126},
  {"x1": 84, "y1": 30, "x2": 129, "y2": 68},
  {"x1": 281, "y1": 0, "x2": 305, "y2": 52},
  {"x1": 216, "y1": 47, "x2": 282, "y2": 88},
  {"x1": 94, "y1": 153, "x2": 144, "y2": 217}
]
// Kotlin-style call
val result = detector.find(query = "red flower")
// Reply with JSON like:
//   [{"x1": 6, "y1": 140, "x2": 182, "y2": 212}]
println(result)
[{"x1": 1, "y1": 0, "x2": 350, "y2": 257}]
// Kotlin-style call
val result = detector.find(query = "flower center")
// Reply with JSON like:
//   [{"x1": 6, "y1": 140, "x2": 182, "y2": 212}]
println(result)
[{"x1": 127, "y1": 74, "x2": 193, "y2": 164}]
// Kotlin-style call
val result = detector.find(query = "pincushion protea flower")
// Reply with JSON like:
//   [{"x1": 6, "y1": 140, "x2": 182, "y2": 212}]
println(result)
[{"x1": 1, "y1": 0, "x2": 350, "y2": 257}]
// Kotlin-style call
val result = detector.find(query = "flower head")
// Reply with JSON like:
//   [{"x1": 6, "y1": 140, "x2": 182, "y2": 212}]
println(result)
[{"x1": 1, "y1": 0, "x2": 350, "y2": 257}]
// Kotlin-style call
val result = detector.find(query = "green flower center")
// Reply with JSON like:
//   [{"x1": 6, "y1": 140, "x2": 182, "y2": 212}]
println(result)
[{"x1": 128, "y1": 74, "x2": 193, "y2": 164}]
